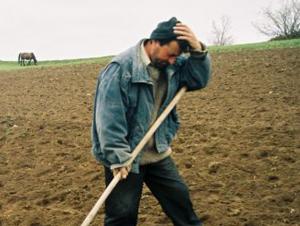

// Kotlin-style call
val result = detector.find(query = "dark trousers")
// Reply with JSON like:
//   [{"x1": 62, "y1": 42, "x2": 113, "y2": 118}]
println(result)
[{"x1": 104, "y1": 157, "x2": 202, "y2": 226}]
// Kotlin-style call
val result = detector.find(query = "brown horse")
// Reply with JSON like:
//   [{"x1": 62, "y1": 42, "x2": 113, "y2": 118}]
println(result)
[{"x1": 18, "y1": 52, "x2": 37, "y2": 66}]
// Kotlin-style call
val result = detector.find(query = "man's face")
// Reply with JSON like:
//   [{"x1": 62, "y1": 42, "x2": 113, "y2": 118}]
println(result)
[{"x1": 150, "y1": 40, "x2": 181, "y2": 69}]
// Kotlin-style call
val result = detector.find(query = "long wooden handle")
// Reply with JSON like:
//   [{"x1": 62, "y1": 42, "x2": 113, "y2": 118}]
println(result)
[
  {"x1": 128, "y1": 86, "x2": 187, "y2": 164},
  {"x1": 81, "y1": 86, "x2": 187, "y2": 226}
]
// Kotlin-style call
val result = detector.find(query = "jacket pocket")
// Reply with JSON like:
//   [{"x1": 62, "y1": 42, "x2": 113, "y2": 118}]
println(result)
[{"x1": 166, "y1": 110, "x2": 180, "y2": 143}]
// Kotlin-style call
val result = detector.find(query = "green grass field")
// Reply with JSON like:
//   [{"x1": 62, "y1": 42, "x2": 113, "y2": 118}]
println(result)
[
  {"x1": 0, "y1": 56, "x2": 112, "y2": 71},
  {"x1": 208, "y1": 38, "x2": 300, "y2": 52},
  {"x1": 1, "y1": 39, "x2": 299, "y2": 71}
]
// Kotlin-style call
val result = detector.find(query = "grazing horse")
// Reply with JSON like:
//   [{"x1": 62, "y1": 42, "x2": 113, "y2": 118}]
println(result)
[{"x1": 18, "y1": 52, "x2": 37, "y2": 66}]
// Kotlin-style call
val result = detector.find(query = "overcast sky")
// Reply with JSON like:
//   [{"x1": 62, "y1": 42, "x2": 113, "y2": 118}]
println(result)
[{"x1": 0, "y1": 0, "x2": 282, "y2": 60}]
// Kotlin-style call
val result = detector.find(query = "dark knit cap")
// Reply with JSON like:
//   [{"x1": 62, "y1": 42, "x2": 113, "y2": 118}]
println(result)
[{"x1": 150, "y1": 17, "x2": 179, "y2": 40}]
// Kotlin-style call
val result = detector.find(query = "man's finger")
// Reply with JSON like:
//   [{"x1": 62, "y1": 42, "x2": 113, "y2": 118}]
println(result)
[
  {"x1": 173, "y1": 24, "x2": 192, "y2": 32},
  {"x1": 112, "y1": 169, "x2": 119, "y2": 177},
  {"x1": 120, "y1": 168, "x2": 128, "y2": 179},
  {"x1": 126, "y1": 165, "x2": 132, "y2": 172},
  {"x1": 174, "y1": 30, "x2": 193, "y2": 38}
]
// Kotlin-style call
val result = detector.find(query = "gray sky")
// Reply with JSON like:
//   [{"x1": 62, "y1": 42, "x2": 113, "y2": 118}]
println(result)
[{"x1": 0, "y1": 0, "x2": 281, "y2": 60}]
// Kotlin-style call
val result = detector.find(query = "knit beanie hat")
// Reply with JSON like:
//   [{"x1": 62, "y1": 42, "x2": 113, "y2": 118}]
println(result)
[{"x1": 150, "y1": 17, "x2": 179, "y2": 39}]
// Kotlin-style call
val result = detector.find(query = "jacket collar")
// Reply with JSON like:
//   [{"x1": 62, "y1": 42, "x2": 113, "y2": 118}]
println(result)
[
  {"x1": 131, "y1": 39, "x2": 153, "y2": 84},
  {"x1": 130, "y1": 39, "x2": 177, "y2": 83}
]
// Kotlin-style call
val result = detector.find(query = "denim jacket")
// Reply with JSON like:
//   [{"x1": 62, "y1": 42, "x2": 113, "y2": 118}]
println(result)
[{"x1": 91, "y1": 40, "x2": 211, "y2": 173}]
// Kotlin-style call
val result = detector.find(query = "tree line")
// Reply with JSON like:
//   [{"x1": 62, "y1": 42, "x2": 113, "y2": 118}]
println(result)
[{"x1": 211, "y1": 0, "x2": 300, "y2": 46}]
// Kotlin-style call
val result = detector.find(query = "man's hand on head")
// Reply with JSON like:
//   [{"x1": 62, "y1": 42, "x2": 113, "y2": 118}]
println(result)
[{"x1": 173, "y1": 23, "x2": 202, "y2": 51}]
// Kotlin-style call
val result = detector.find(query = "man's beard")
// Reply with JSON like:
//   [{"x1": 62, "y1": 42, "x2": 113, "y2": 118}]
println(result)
[
  {"x1": 150, "y1": 48, "x2": 169, "y2": 69},
  {"x1": 151, "y1": 57, "x2": 169, "y2": 69}
]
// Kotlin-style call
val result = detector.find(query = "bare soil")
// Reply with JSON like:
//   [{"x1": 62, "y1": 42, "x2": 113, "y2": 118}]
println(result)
[{"x1": 0, "y1": 48, "x2": 299, "y2": 226}]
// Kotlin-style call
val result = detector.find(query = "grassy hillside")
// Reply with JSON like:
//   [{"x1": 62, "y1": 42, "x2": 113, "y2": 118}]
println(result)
[
  {"x1": 1, "y1": 39, "x2": 299, "y2": 71},
  {"x1": 208, "y1": 38, "x2": 300, "y2": 52},
  {"x1": 0, "y1": 56, "x2": 112, "y2": 71}
]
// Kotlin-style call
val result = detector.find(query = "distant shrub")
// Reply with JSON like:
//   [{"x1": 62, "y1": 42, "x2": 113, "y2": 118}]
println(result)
[{"x1": 254, "y1": 0, "x2": 300, "y2": 41}]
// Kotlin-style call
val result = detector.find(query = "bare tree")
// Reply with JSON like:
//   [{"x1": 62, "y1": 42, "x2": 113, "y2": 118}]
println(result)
[
  {"x1": 211, "y1": 15, "x2": 234, "y2": 46},
  {"x1": 254, "y1": 0, "x2": 300, "y2": 40}
]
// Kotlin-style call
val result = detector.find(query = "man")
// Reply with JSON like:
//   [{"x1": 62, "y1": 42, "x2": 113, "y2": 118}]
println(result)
[{"x1": 91, "y1": 17, "x2": 211, "y2": 226}]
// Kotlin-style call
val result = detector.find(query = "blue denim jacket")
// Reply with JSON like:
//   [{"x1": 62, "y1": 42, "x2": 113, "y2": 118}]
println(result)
[{"x1": 91, "y1": 40, "x2": 211, "y2": 173}]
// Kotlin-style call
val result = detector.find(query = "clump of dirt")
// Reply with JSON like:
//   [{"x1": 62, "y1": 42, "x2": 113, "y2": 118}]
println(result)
[{"x1": 0, "y1": 48, "x2": 299, "y2": 226}]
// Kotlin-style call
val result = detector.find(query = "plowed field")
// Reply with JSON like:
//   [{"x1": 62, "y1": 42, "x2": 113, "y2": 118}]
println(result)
[{"x1": 0, "y1": 48, "x2": 299, "y2": 226}]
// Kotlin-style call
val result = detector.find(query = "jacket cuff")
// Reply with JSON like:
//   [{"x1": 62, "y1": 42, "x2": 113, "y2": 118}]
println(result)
[
  {"x1": 110, "y1": 153, "x2": 143, "y2": 174},
  {"x1": 110, "y1": 160, "x2": 140, "y2": 174},
  {"x1": 190, "y1": 42, "x2": 208, "y2": 59},
  {"x1": 110, "y1": 154, "x2": 132, "y2": 170},
  {"x1": 110, "y1": 163, "x2": 128, "y2": 170}
]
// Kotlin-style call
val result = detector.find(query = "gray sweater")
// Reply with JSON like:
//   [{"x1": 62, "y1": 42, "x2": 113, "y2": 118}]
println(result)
[{"x1": 140, "y1": 42, "x2": 172, "y2": 165}]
